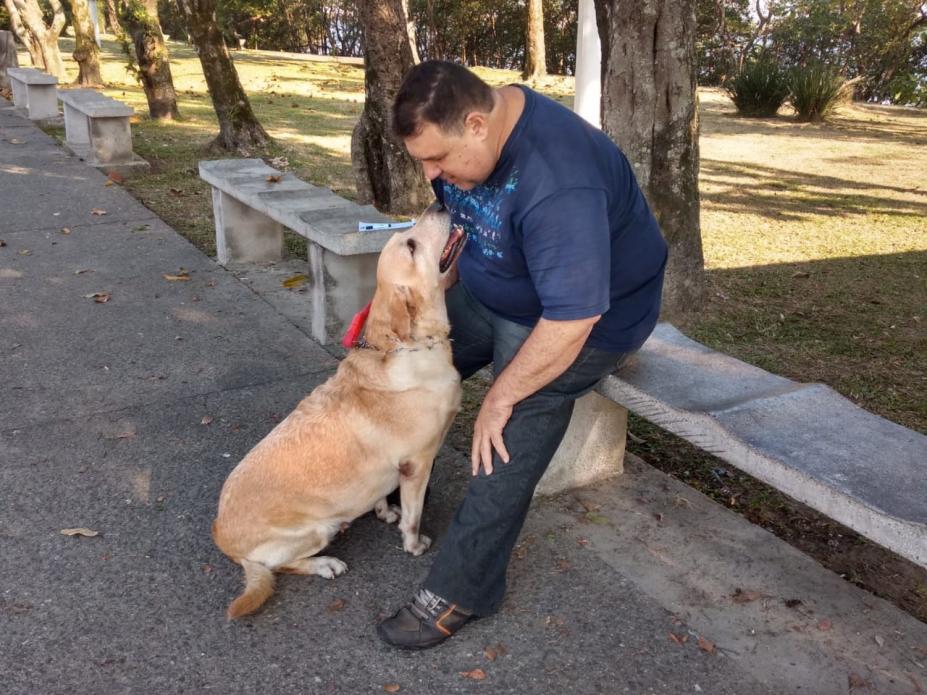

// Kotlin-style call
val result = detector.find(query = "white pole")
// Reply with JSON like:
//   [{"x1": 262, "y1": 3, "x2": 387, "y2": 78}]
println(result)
[
  {"x1": 88, "y1": 0, "x2": 102, "y2": 47},
  {"x1": 574, "y1": 0, "x2": 601, "y2": 129}
]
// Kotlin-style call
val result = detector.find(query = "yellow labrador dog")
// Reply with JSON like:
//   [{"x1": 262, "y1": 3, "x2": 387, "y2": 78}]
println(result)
[{"x1": 213, "y1": 204, "x2": 466, "y2": 619}]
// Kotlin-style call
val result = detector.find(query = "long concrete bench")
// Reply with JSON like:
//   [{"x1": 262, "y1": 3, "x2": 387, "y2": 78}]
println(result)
[
  {"x1": 57, "y1": 89, "x2": 148, "y2": 174},
  {"x1": 7, "y1": 67, "x2": 58, "y2": 120},
  {"x1": 197, "y1": 158, "x2": 926, "y2": 569},
  {"x1": 553, "y1": 323, "x2": 926, "y2": 569},
  {"x1": 199, "y1": 158, "x2": 395, "y2": 344}
]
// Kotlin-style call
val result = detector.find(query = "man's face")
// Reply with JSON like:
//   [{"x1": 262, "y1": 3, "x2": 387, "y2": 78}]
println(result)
[{"x1": 403, "y1": 117, "x2": 496, "y2": 191}]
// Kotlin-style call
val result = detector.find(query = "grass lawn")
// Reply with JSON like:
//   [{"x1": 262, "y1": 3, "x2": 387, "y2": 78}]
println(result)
[{"x1": 23, "y1": 36, "x2": 927, "y2": 619}]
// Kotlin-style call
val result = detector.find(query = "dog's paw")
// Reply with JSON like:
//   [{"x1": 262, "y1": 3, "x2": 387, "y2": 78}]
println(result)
[
  {"x1": 375, "y1": 502, "x2": 401, "y2": 524},
  {"x1": 314, "y1": 557, "x2": 348, "y2": 579},
  {"x1": 403, "y1": 534, "x2": 432, "y2": 557}
]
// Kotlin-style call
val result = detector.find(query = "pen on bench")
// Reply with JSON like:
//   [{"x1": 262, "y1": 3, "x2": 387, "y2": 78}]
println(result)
[{"x1": 357, "y1": 220, "x2": 416, "y2": 232}]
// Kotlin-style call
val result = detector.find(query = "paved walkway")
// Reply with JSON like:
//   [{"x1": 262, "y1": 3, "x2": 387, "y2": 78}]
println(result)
[{"x1": 1, "y1": 98, "x2": 925, "y2": 694}]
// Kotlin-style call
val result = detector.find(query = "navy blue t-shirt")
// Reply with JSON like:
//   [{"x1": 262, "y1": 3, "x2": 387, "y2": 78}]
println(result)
[{"x1": 433, "y1": 85, "x2": 668, "y2": 353}]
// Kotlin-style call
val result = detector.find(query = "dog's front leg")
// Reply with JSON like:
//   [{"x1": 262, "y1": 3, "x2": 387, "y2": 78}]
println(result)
[{"x1": 397, "y1": 454, "x2": 437, "y2": 555}]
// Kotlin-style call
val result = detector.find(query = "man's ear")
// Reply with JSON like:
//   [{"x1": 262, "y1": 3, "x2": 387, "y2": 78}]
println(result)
[{"x1": 464, "y1": 111, "x2": 489, "y2": 139}]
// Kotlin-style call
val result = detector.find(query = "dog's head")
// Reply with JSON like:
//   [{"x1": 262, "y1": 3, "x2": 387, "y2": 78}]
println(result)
[{"x1": 365, "y1": 203, "x2": 466, "y2": 347}]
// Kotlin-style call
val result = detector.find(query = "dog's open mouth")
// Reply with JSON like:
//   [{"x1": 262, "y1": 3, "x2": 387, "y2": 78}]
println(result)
[{"x1": 439, "y1": 226, "x2": 466, "y2": 274}]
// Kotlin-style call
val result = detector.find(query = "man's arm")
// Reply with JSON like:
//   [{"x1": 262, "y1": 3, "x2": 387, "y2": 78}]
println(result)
[{"x1": 471, "y1": 315, "x2": 599, "y2": 476}]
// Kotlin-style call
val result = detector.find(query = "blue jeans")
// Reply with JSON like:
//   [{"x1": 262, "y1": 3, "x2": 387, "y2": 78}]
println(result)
[{"x1": 424, "y1": 283, "x2": 629, "y2": 616}]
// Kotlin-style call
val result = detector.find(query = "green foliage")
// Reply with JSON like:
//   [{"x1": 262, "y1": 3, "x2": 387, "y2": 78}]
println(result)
[
  {"x1": 768, "y1": 0, "x2": 927, "y2": 105},
  {"x1": 0, "y1": 5, "x2": 11, "y2": 32},
  {"x1": 725, "y1": 55, "x2": 791, "y2": 116},
  {"x1": 697, "y1": 0, "x2": 754, "y2": 85},
  {"x1": 788, "y1": 61, "x2": 851, "y2": 121}
]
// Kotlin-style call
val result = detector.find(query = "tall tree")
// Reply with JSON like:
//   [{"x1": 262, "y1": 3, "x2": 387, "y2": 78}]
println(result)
[
  {"x1": 594, "y1": 0, "x2": 705, "y2": 318},
  {"x1": 68, "y1": 0, "x2": 103, "y2": 85},
  {"x1": 352, "y1": 0, "x2": 431, "y2": 214},
  {"x1": 177, "y1": 0, "x2": 269, "y2": 150},
  {"x1": 121, "y1": 0, "x2": 180, "y2": 119},
  {"x1": 6, "y1": 0, "x2": 66, "y2": 78},
  {"x1": 523, "y1": 0, "x2": 547, "y2": 78},
  {"x1": 3, "y1": 0, "x2": 43, "y2": 68}
]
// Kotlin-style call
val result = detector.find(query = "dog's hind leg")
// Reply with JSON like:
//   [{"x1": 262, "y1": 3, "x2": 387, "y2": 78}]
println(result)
[
  {"x1": 279, "y1": 556, "x2": 348, "y2": 578},
  {"x1": 374, "y1": 497, "x2": 401, "y2": 524}
]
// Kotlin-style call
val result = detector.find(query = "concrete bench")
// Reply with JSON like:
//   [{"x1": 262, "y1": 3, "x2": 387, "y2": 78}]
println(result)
[
  {"x1": 199, "y1": 158, "x2": 395, "y2": 344},
  {"x1": 57, "y1": 89, "x2": 148, "y2": 174},
  {"x1": 7, "y1": 67, "x2": 58, "y2": 120},
  {"x1": 546, "y1": 323, "x2": 927, "y2": 569}
]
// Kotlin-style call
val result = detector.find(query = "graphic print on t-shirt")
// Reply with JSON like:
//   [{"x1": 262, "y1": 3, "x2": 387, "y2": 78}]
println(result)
[{"x1": 442, "y1": 170, "x2": 519, "y2": 260}]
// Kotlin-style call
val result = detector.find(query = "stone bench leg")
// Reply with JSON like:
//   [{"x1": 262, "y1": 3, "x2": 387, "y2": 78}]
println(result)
[
  {"x1": 308, "y1": 242, "x2": 378, "y2": 345},
  {"x1": 88, "y1": 116, "x2": 133, "y2": 164},
  {"x1": 10, "y1": 79, "x2": 26, "y2": 110},
  {"x1": 211, "y1": 188, "x2": 284, "y2": 265},
  {"x1": 63, "y1": 103, "x2": 91, "y2": 146},
  {"x1": 535, "y1": 392, "x2": 628, "y2": 496},
  {"x1": 25, "y1": 84, "x2": 58, "y2": 120}
]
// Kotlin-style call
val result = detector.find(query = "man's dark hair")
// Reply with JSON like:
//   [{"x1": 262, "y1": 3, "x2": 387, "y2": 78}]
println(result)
[{"x1": 393, "y1": 61, "x2": 495, "y2": 139}]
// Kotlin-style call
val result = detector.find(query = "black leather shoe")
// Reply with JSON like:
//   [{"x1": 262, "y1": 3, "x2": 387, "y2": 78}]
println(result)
[{"x1": 377, "y1": 588, "x2": 472, "y2": 649}]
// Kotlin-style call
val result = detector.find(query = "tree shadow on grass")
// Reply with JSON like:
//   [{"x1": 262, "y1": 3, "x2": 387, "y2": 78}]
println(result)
[{"x1": 700, "y1": 159, "x2": 927, "y2": 221}]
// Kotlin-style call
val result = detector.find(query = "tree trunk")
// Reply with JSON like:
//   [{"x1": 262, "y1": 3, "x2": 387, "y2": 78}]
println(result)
[
  {"x1": 3, "y1": 0, "x2": 43, "y2": 70},
  {"x1": 400, "y1": 0, "x2": 419, "y2": 63},
  {"x1": 594, "y1": 0, "x2": 705, "y2": 318},
  {"x1": 104, "y1": 0, "x2": 122, "y2": 35},
  {"x1": 69, "y1": 0, "x2": 103, "y2": 86},
  {"x1": 523, "y1": 0, "x2": 547, "y2": 79},
  {"x1": 10, "y1": 0, "x2": 66, "y2": 79},
  {"x1": 121, "y1": 0, "x2": 180, "y2": 119},
  {"x1": 351, "y1": 0, "x2": 431, "y2": 215},
  {"x1": 177, "y1": 0, "x2": 269, "y2": 151}
]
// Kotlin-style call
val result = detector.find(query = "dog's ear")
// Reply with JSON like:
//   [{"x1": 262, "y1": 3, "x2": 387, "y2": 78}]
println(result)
[
  {"x1": 366, "y1": 284, "x2": 421, "y2": 346},
  {"x1": 387, "y1": 285, "x2": 419, "y2": 342}
]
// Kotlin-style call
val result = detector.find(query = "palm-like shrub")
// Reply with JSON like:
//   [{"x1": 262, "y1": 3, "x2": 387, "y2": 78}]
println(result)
[
  {"x1": 725, "y1": 57, "x2": 790, "y2": 117},
  {"x1": 789, "y1": 63, "x2": 852, "y2": 122}
]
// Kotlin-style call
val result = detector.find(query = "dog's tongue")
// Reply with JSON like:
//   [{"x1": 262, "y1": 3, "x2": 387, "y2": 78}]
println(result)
[{"x1": 341, "y1": 301, "x2": 372, "y2": 348}]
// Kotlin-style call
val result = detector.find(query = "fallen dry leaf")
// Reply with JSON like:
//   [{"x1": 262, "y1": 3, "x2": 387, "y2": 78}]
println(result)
[
  {"x1": 10, "y1": 138, "x2": 24, "y2": 144},
  {"x1": 668, "y1": 632, "x2": 688, "y2": 645},
  {"x1": 90, "y1": 208, "x2": 107, "y2": 216},
  {"x1": 576, "y1": 537, "x2": 589, "y2": 547},
  {"x1": 905, "y1": 673, "x2": 923, "y2": 693},
  {"x1": 169, "y1": 187, "x2": 185, "y2": 196},
  {"x1": 483, "y1": 646, "x2": 498, "y2": 662},
  {"x1": 104, "y1": 180, "x2": 114, "y2": 187},
  {"x1": 60, "y1": 227, "x2": 72, "y2": 235},
  {"x1": 201, "y1": 563, "x2": 213, "y2": 574},
  {"x1": 200, "y1": 416, "x2": 214, "y2": 426},
  {"x1": 874, "y1": 635, "x2": 884, "y2": 648},
  {"x1": 383, "y1": 685, "x2": 400, "y2": 694},
  {"x1": 85, "y1": 291, "x2": 112, "y2": 303},
  {"x1": 266, "y1": 174, "x2": 283, "y2": 183},
  {"x1": 108, "y1": 171, "x2": 124, "y2": 184},
  {"x1": 732, "y1": 588, "x2": 763, "y2": 604},
  {"x1": 61, "y1": 527, "x2": 99, "y2": 537},
  {"x1": 163, "y1": 272, "x2": 191, "y2": 282},
  {"x1": 0, "y1": 239, "x2": 6, "y2": 246},
  {"x1": 556, "y1": 559, "x2": 570, "y2": 572},
  {"x1": 697, "y1": 636, "x2": 715, "y2": 654},
  {"x1": 282, "y1": 273, "x2": 308, "y2": 289},
  {"x1": 817, "y1": 618, "x2": 833, "y2": 631},
  {"x1": 459, "y1": 669, "x2": 486, "y2": 681},
  {"x1": 74, "y1": 269, "x2": 93, "y2": 275},
  {"x1": 848, "y1": 673, "x2": 869, "y2": 689},
  {"x1": 326, "y1": 598, "x2": 346, "y2": 613},
  {"x1": 792, "y1": 271, "x2": 811, "y2": 279},
  {"x1": 19, "y1": 249, "x2": 31, "y2": 256}
]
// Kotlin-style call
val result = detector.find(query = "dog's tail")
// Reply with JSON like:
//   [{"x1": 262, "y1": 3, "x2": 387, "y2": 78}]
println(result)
[{"x1": 227, "y1": 559, "x2": 275, "y2": 619}]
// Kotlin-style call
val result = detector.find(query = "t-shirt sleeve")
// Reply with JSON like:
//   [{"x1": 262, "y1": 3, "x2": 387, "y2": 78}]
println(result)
[{"x1": 520, "y1": 187, "x2": 611, "y2": 321}]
